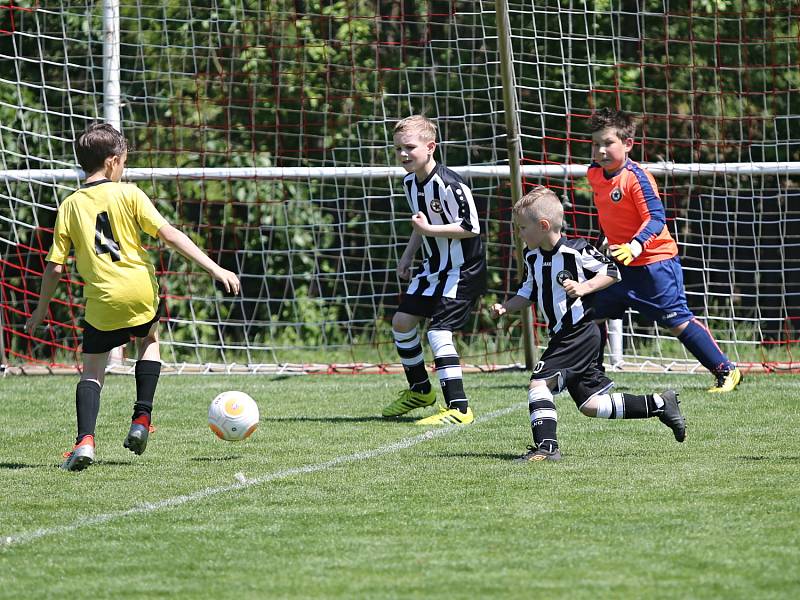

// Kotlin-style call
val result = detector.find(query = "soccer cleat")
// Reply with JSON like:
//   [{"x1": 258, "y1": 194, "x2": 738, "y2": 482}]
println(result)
[
  {"x1": 657, "y1": 390, "x2": 686, "y2": 442},
  {"x1": 707, "y1": 367, "x2": 742, "y2": 393},
  {"x1": 123, "y1": 416, "x2": 152, "y2": 455},
  {"x1": 515, "y1": 444, "x2": 562, "y2": 463},
  {"x1": 381, "y1": 388, "x2": 436, "y2": 417},
  {"x1": 414, "y1": 405, "x2": 474, "y2": 426},
  {"x1": 61, "y1": 435, "x2": 95, "y2": 471}
]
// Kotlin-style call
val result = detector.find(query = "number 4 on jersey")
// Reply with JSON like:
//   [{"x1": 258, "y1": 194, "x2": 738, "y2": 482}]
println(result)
[{"x1": 95, "y1": 212, "x2": 121, "y2": 261}]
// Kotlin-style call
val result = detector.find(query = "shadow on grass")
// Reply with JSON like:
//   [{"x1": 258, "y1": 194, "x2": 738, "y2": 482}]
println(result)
[
  {"x1": 192, "y1": 455, "x2": 243, "y2": 462},
  {"x1": 0, "y1": 462, "x2": 39, "y2": 469},
  {"x1": 436, "y1": 451, "x2": 521, "y2": 461},
  {"x1": 738, "y1": 455, "x2": 800, "y2": 462},
  {"x1": 262, "y1": 416, "x2": 417, "y2": 423}
]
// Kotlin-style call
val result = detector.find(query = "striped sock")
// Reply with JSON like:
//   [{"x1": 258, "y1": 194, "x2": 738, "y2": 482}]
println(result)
[
  {"x1": 428, "y1": 329, "x2": 468, "y2": 413},
  {"x1": 393, "y1": 327, "x2": 431, "y2": 394}
]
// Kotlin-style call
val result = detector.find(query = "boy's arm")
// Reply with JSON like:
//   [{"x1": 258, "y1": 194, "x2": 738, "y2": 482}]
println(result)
[
  {"x1": 562, "y1": 274, "x2": 617, "y2": 299},
  {"x1": 157, "y1": 224, "x2": 240, "y2": 294},
  {"x1": 410, "y1": 212, "x2": 478, "y2": 239},
  {"x1": 397, "y1": 230, "x2": 423, "y2": 280},
  {"x1": 24, "y1": 262, "x2": 65, "y2": 332},
  {"x1": 491, "y1": 294, "x2": 532, "y2": 318},
  {"x1": 611, "y1": 172, "x2": 667, "y2": 265}
]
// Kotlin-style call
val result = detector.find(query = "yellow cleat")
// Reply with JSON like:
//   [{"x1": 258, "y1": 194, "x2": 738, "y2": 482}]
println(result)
[
  {"x1": 707, "y1": 367, "x2": 742, "y2": 393},
  {"x1": 414, "y1": 405, "x2": 474, "y2": 425},
  {"x1": 382, "y1": 388, "x2": 436, "y2": 417}
]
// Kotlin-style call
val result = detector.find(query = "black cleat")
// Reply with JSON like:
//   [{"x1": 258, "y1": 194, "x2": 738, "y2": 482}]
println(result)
[
  {"x1": 658, "y1": 390, "x2": 686, "y2": 443},
  {"x1": 515, "y1": 444, "x2": 562, "y2": 463},
  {"x1": 123, "y1": 423, "x2": 149, "y2": 455}
]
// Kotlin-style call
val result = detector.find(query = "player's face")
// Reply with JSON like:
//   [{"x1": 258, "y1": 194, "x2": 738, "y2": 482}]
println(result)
[
  {"x1": 591, "y1": 128, "x2": 633, "y2": 174},
  {"x1": 108, "y1": 151, "x2": 127, "y2": 182},
  {"x1": 393, "y1": 131, "x2": 435, "y2": 178},
  {"x1": 515, "y1": 212, "x2": 550, "y2": 249}
]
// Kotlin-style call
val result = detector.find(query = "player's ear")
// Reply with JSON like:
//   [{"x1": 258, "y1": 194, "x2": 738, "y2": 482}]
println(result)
[
  {"x1": 426, "y1": 140, "x2": 436, "y2": 154},
  {"x1": 623, "y1": 137, "x2": 635, "y2": 152}
]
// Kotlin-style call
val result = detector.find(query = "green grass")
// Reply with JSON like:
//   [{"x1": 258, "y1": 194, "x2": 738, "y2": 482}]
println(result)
[{"x1": 1, "y1": 373, "x2": 799, "y2": 599}]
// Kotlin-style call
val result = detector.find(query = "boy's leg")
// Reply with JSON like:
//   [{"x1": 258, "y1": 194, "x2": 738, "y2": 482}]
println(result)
[
  {"x1": 75, "y1": 352, "x2": 108, "y2": 443},
  {"x1": 381, "y1": 311, "x2": 435, "y2": 417},
  {"x1": 578, "y1": 389, "x2": 685, "y2": 443},
  {"x1": 392, "y1": 312, "x2": 430, "y2": 394},
  {"x1": 516, "y1": 382, "x2": 561, "y2": 461},
  {"x1": 125, "y1": 321, "x2": 161, "y2": 455},
  {"x1": 62, "y1": 352, "x2": 107, "y2": 471},
  {"x1": 628, "y1": 259, "x2": 740, "y2": 392},
  {"x1": 413, "y1": 297, "x2": 477, "y2": 425},
  {"x1": 672, "y1": 319, "x2": 740, "y2": 392},
  {"x1": 426, "y1": 329, "x2": 468, "y2": 413}
]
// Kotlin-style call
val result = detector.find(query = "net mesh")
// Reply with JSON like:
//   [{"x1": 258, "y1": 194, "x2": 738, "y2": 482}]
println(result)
[{"x1": 2, "y1": 1, "x2": 799, "y2": 374}]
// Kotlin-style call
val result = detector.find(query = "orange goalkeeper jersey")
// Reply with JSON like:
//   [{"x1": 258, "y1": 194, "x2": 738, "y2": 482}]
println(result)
[{"x1": 587, "y1": 158, "x2": 678, "y2": 266}]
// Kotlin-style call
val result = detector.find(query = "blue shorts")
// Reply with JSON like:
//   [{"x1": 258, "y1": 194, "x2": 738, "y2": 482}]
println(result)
[{"x1": 591, "y1": 257, "x2": 694, "y2": 328}]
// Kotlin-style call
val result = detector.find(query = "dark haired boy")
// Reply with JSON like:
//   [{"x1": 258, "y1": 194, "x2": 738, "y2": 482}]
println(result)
[
  {"x1": 26, "y1": 123, "x2": 240, "y2": 470},
  {"x1": 588, "y1": 108, "x2": 741, "y2": 393}
]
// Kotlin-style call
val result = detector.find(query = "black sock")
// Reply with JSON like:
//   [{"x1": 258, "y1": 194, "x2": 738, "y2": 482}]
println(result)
[
  {"x1": 76, "y1": 380, "x2": 101, "y2": 443},
  {"x1": 133, "y1": 360, "x2": 161, "y2": 421}
]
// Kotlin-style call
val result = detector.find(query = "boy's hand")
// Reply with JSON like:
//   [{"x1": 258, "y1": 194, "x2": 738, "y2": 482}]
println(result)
[
  {"x1": 214, "y1": 268, "x2": 241, "y2": 295},
  {"x1": 562, "y1": 279, "x2": 586, "y2": 298},
  {"x1": 410, "y1": 211, "x2": 431, "y2": 234},
  {"x1": 24, "y1": 306, "x2": 47, "y2": 333},
  {"x1": 490, "y1": 303, "x2": 507, "y2": 318},
  {"x1": 397, "y1": 257, "x2": 413, "y2": 280},
  {"x1": 609, "y1": 239, "x2": 643, "y2": 265}
]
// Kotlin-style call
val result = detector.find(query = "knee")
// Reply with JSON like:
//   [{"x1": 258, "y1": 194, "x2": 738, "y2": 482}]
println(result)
[
  {"x1": 670, "y1": 321, "x2": 689, "y2": 336},
  {"x1": 392, "y1": 312, "x2": 416, "y2": 333},
  {"x1": 578, "y1": 398, "x2": 598, "y2": 417}
]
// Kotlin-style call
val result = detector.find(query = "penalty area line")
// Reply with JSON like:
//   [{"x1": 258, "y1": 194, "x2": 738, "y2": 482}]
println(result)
[{"x1": 1, "y1": 402, "x2": 525, "y2": 549}]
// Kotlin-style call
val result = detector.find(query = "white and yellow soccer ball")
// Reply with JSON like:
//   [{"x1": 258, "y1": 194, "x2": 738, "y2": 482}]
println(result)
[{"x1": 208, "y1": 391, "x2": 259, "y2": 441}]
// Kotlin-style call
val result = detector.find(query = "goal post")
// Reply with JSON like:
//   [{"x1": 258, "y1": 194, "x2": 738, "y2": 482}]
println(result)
[{"x1": 2, "y1": 2, "x2": 799, "y2": 375}]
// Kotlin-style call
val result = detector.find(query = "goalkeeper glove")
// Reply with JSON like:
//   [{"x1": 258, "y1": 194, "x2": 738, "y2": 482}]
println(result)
[{"x1": 611, "y1": 239, "x2": 643, "y2": 265}]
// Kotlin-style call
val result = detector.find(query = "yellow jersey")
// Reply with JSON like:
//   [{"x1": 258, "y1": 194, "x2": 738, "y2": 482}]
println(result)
[{"x1": 46, "y1": 180, "x2": 168, "y2": 331}]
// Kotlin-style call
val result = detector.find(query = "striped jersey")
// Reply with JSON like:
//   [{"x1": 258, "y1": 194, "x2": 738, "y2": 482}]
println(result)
[
  {"x1": 516, "y1": 237, "x2": 620, "y2": 335},
  {"x1": 46, "y1": 179, "x2": 167, "y2": 330},
  {"x1": 402, "y1": 164, "x2": 486, "y2": 299},
  {"x1": 588, "y1": 158, "x2": 678, "y2": 265}
]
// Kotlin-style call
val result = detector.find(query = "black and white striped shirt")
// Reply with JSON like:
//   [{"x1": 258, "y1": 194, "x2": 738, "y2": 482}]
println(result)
[
  {"x1": 402, "y1": 164, "x2": 486, "y2": 299},
  {"x1": 517, "y1": 237, "x2": 620, "y2": 335}
]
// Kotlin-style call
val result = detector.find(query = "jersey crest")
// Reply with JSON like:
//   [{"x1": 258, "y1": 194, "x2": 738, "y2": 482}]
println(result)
[
  {"x1": 555, "y1": 270, "x2": 573, "y2": 286},
  {"x1": 610, "y1": 187, "x2": 623, "y2": 202}
]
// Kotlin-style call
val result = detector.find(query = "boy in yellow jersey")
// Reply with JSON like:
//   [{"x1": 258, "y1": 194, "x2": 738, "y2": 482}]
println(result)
[{"x1": 25, "y1": 123, "x2": 240, "y2": 471}]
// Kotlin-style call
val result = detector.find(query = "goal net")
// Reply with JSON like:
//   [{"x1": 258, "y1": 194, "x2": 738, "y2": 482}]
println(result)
[{"x1": 2, "y1": 1, "x2": 799, "y2": 374}]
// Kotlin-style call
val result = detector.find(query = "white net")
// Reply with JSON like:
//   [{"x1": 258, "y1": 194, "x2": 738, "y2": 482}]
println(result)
[{"x1": 2, "y1": 1, "x2": 799, "y2": 374}]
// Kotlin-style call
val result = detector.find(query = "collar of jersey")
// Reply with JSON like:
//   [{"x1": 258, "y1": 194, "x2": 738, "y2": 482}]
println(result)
[
  {"x1": 538, "y1": 236, "x2": 564, "y2": 256},
  {"x1": 601, "y1": 158, "x2": 632, "y2": 180},
  {"x1": 414, "y1": 163, "x2": 439, "y2": 187},
  {"x1": 82, "y1": 178, "x2": 113, "y2": 189}
]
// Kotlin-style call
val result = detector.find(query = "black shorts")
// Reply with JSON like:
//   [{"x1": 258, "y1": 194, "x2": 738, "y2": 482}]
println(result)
[
  {"x1": 530, "y1": 320, "x2": 613, "y2": 407},
  {"x1": 397, "y1": 294, "x2": 479, "y2": 332},
  {"x1": 82, "y1": 300, "x2": 164, "y2": 354}
]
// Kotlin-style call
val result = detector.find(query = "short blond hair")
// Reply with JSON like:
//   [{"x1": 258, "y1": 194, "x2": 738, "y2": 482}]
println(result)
[
  {"x1": 512, "y1": 186, "x2": 564, "y2": 232},
  {"x1": 394, "y1": 115, "x2": 437, "y2": 142}
]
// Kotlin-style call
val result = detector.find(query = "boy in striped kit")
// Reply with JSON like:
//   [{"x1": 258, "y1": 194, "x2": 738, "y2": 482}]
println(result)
[
  {"x1": 381, "y1": 115, "x2": 486, "y2": 425},
  {"x1": 492, "y1": 187, "x2": 685, "y2": 461}
]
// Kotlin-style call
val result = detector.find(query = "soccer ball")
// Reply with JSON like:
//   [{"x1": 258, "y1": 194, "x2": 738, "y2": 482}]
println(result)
[{"x1": 208, "y1": 391, "x2": 259, "y2": 441}]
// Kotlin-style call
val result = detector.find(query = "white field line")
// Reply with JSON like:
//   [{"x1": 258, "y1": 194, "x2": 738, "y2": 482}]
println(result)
[{"x1": 1, "y1": 402, "x2": 525, "y2": 549}]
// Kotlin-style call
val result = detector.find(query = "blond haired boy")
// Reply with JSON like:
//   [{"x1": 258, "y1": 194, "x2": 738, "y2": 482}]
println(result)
[
  {"x1": 382, "y1": 115, "x2": 486, "y2": 425},
  {"x1": 492, "y1": 186, "x2": 685, "y2": 461}
]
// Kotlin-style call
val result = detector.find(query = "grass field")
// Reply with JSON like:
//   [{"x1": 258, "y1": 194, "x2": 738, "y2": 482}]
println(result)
[{"x1": 1, "y1": 372, "x2": 798, "y2": 599}]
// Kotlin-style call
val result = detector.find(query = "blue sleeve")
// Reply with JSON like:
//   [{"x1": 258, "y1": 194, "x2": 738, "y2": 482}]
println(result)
[{"x1": 630, "y1": 166, "x2": 666, "y2": 245}]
